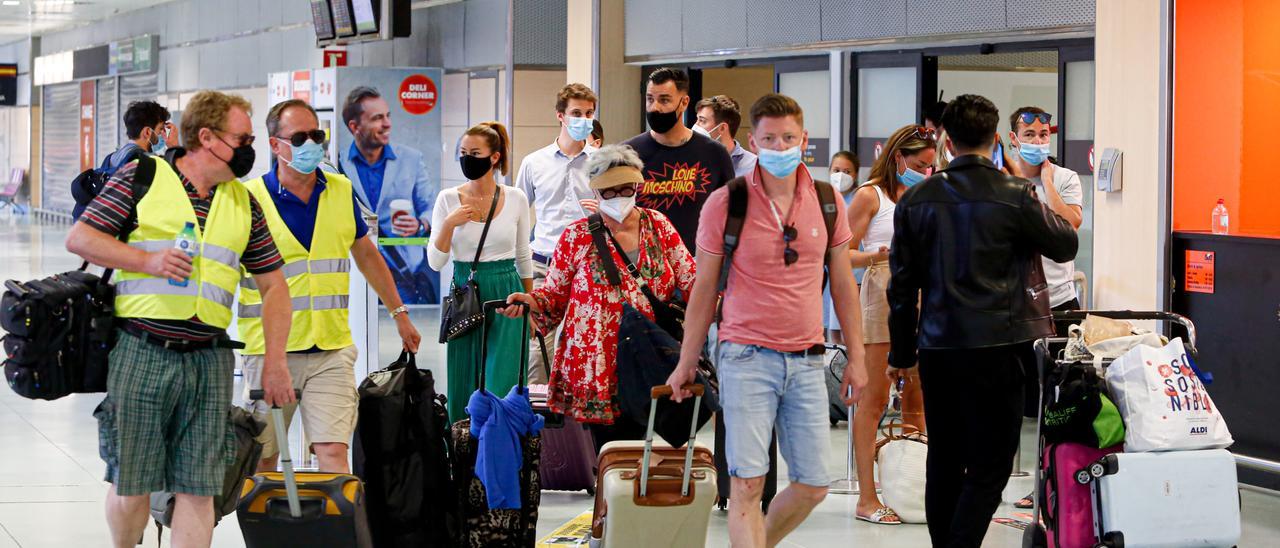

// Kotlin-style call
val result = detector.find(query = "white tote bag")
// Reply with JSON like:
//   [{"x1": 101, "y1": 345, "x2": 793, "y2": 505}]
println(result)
[
  {"x1": 875, "y1": 422, "x2": 928, "y2": 523},
  {"x1": 1104, "y1": 338, "x2": 1233, "y2": 452}
]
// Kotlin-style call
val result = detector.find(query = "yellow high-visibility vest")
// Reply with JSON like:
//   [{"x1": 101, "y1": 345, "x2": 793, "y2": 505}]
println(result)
[
  {"x1": 237, "y1": 171, "x2": 356, "y2": 355},
  {"x1": 114, "y1": 161, "x2": 251, "y2": 329}
]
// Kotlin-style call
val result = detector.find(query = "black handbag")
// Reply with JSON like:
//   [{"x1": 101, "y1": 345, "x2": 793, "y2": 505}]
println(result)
[
  {"x1": 439, "y1": 191, "x2": 501, "y2": 344},
  {"x1": 586, "y1": 215, "x2": 718, "y2": 447}
]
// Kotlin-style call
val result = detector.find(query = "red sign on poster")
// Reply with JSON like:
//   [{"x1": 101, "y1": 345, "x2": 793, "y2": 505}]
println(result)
[
  {"x1": 1185, "y1": 250, "x2": 1215, "y2": 294},
  {"x1": 79, "y1": 80, "x2": 96, "y2": 172},
  {"x1": 291, "y1": 70, "x2": 311, "y2": 103},
  {"x1": 398, "y1": 74, "x2": 438, "y2": 115},
  {"x1": 323, "y1": 50, "x2": 348, "y2": 67}
]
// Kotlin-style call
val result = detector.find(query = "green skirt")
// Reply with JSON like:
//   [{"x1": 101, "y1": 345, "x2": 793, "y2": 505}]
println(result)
[{"x1": 446, "y1": 259, "x2": 527, "y2": 421}]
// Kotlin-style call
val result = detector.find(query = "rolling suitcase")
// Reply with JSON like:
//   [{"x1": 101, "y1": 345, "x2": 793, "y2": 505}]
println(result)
[
  {"x1": 592, "y1": 383, "x2": 716, "y2": 548},
  {"x1": 237, "y1": 390, "x2": 372, "y2": 548},
  {"x1": 1039, "y1": 442, "x2": 1121, "y2": 548},
  {"x1": 451, "y1": 300, "x2": 541, "y2": 547},
  {"x1": 530, "y1": 333, "x2": 597, "y2": 495},
  {"x1": 1081, "y1": 449, "x2": 1240, "y2": 548}
]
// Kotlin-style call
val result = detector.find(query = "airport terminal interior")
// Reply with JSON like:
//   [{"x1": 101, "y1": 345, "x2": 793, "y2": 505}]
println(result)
[{"x1": 1, "y1": 0, "x2": 1279, "y2": 547}]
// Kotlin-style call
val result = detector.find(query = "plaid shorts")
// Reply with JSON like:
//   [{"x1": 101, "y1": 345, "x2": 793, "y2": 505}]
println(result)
[{"x1": 94, "y1": 329, "x2": 235, "y2": 497}]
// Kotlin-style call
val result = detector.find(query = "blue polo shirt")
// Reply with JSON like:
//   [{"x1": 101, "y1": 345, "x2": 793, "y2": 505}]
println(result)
[
  {"x1": 263, "y1": 167, "x2": 369, "y2": 251},
  {"x1": 347, "y1": 142, "x2": 396, "y2": 209}
]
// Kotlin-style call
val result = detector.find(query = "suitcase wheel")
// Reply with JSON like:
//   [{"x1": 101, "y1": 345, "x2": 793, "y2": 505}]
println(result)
[
  {"x1": 586, "y1": 485, "x2": 595, "y2": 496},
  {"x1": 1074, "y1": 468, "x2": 1093, "y2": 485},
  {"x1": 1089, "y1": 460, "x2": 1108, "y2": 479}
]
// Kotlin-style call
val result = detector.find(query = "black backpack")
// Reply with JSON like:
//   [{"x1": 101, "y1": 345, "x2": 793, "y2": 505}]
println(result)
[
  {"x1": 715, "y1": 176, "x2": 839, "y2": 319},
  {"x1": 2, "y1": 155, "x2": 157, "y2": 400},
  {"x1": 70, "y1": 147, "x2": 148, "y2": 220}
]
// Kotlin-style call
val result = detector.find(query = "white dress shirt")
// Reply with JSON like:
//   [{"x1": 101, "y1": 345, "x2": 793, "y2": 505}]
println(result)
[{"x1": 516, "y1": 141, "x2": 595, "y2": 259}]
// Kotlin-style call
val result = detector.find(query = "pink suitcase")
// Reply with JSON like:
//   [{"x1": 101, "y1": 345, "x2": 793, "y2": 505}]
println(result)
[
  {"x1": 1041, "y1": 442, "x2": 1122, "y2": 548},
  {"x1": 530, "y1": 384, "x2": 596, "y2": 494}
]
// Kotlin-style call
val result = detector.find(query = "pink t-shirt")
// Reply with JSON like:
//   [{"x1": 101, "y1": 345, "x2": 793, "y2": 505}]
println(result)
[{"x1": 697, "y1": 165, "x2": 853, "y2": 352}]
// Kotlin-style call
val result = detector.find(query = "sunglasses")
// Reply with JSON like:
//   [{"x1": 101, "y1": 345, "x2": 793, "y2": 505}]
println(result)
[
  {"x1": 216, "y1": 129, "x2": 255, "y2": 148},
  {"x1": 1018, "y1": 112, "x2": 1053, "y2": 125},
  {"x1": 599, "y1": 185, "x2": 637, "y2": 200},
  {"x1": 276, "y1": 129, "x2": 327, "y2": 147},
  {"x1": 782, "y1": 224, "x2": 799, "y2": 267},
  {"x1": 912, "y1": 126, "x2": 937, "y2": 140}
]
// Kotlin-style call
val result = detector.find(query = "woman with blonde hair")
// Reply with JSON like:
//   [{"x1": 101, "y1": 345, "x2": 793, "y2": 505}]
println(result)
[
  {"x1": 845, "y1": 124, "x2": 932, "y2": 524},
  {"x1": 429, "y1": 121, "x2": 533, "y2": 420}
]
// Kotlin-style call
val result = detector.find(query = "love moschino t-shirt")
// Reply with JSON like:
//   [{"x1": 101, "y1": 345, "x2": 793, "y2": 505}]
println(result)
[{"x1": 622, "y1": 131, "x2": 736, "y2": 252}]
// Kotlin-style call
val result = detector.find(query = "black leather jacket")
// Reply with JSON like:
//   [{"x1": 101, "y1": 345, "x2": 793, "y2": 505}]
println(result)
[{"x1": 887, "y1": 155, "x2": 1078, "y2": 369}]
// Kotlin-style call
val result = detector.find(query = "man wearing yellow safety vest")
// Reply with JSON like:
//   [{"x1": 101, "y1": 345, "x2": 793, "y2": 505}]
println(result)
[
  {"x1": 239, "y1": 98, "x2": 422, "y2": 475},
  {"x1": 67, "y1": 90, "x2": 295, "y2": 548}
]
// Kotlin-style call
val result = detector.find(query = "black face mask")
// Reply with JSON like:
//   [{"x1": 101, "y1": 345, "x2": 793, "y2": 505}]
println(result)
[
  {"x1": 646, "y1": 108, "x2": 681, "y2": 133},
  {"x1": 213, "y1": 133, "x2": 256, "y2": 178},
  {"x1": 459, "y1": 154, "x2": 493, "y2": 181}
]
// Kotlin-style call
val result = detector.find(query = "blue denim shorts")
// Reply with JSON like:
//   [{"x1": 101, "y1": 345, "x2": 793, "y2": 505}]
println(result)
[{"x1": 717, "y1": 340, "x2": 831, "y2": 487}]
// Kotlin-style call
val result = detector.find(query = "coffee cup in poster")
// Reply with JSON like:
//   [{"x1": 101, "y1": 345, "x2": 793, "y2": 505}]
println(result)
[{"x1": 389, "y1": 198, "x2": 414, "y2": 229}]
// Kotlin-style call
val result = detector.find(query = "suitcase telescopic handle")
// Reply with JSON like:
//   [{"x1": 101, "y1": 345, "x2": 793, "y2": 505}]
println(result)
[
  {"x1": 1052, "y1": 310, "x2": 1198, "y2": 355},
  {"x1": 247, "y1": 389, "x2": 304, "y2": 519},
  {"x1": 642, "y1": 383, "x2": 704, "y2": 499}
]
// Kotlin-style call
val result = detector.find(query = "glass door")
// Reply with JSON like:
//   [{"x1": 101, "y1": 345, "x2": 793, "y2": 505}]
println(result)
[
  {"x1": 1058, "y1": 45, "x2": 1096, "y2": 303},
  {"x1": 850, "y1": 52, "x2": 937, "y2": 182}
]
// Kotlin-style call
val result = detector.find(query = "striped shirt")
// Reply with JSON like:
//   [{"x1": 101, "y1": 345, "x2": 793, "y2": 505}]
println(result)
[{"x1": 79, "y1": 153, "x2": 283, "y2": 342}]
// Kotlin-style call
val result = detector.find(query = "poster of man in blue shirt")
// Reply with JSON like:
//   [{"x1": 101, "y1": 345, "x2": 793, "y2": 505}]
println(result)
[{"x1": 339, "y1": 85, "x2": 440, "y2": 304}]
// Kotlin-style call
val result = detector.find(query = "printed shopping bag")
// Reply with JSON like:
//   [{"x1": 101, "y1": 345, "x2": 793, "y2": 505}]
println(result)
[{"x1": 1104, "y1": 338, "x2": 1232, "y2": 452}]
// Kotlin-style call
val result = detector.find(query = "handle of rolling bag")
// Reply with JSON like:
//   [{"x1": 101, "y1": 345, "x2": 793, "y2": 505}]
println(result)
[
  {"x1": 644, "y1": 384, "x2": 705, "y2": 498},
  {"x1": 248, "y1": 389, "x2": 304, "y2": 518}
]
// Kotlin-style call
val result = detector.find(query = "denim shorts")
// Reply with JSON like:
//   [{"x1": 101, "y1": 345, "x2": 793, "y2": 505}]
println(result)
[{"x1": 717, "y1": 340, "x2": 831, "y2": 487}]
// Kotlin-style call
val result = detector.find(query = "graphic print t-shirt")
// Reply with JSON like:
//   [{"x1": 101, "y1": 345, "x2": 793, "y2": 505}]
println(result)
[{"x1": 622, "y1": 131, "x2": 736, "y2": 251}]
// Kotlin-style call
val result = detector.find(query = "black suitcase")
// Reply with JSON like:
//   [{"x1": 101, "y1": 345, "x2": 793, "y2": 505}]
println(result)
[
  {"x1": 238, "y1": 390, "x2": 372, "y2": 548},
  {"x1": 451, "y1": 300, "x2": 541, "y2": 547},
  {"x1": 2, "y1": 269, "x2": 115, "y2": 399}
]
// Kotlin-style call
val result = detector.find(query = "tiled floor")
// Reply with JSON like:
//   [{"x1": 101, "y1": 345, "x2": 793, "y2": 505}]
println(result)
[{"x1": 1, "y1": 216, "x2": 1277, "y2": 547}]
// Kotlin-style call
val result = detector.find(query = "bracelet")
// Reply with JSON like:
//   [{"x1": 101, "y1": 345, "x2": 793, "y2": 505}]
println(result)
[{"x1": 389, "y1": 305, "x2": 408, "y2": 319}]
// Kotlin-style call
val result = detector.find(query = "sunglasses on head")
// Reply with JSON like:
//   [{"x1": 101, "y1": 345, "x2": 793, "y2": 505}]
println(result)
[
  {"x1": 782, "y1": 224, "x2": 799, "y2": 267},
  {"x1": 912, "y1": 126, "x2": 937, "y2": 141},
  {"x1": 599, "y1": 185, "x2": 637, "y2": 200},
  {"x1": 1018, "y1": 112, "x2": 1053, "y2": 125},
  {"x1": 276, "y1": 129, "x2": 327, "y2": 147}
]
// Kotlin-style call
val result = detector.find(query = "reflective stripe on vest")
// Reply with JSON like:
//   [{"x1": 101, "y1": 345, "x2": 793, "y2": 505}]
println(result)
[
  {"x1": 237, "y1": 172, "x2": 357, "y2": 354},
  {"x1": 113, "y1": 161, "x2": 251, "y2": 329}
]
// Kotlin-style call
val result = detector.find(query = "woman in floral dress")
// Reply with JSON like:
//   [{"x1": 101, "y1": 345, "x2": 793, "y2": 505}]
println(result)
[{"x1": 500, "y1": 145, "x2": 696, "y2": 450}]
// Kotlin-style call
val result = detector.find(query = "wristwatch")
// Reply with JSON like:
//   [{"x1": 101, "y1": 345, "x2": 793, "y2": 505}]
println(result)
[{"x1": 389, "y1": 305, "x2": 409, "y2": 319}]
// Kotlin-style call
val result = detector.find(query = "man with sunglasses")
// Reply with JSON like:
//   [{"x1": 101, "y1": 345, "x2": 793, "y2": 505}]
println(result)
[
  {"x1": 67, "y1": 90, "x2": 293, "y2": 548},
  {"x1": 887, "y1": 95, "x2": 1077, "y2": 547},
  {"x1": 236, "y1": 99, "x2": 422, "y2": 474},
  {"x1": 667, "y1": 94, "x2": 869, "y2": 548}
]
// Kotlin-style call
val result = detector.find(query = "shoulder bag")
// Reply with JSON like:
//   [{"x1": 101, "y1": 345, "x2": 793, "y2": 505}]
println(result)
[{"x1": 438, "y1": 190, "x2": 501, "y2": 343}]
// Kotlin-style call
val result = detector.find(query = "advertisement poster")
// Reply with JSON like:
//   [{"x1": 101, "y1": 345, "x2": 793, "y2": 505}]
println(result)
[
  {"x1": 333, "y1": 67, "x2": 444, "y2": 306},
  {"x1": 1185, "y1": 250, "x2": 1215, "y2": 294},
  {"x1": 79, "y1": 80, "x2": 96, "y2": 172}
]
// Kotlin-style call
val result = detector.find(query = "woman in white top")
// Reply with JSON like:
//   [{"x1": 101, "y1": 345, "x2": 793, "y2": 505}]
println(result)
[
  {"x1": 846, "y1": 124, "x2": 936, "y2": 524},
  {"x1": 428, "y1": 121, "x2": 533, "y2": 420},
  {"x1": 824, "y1": 150, "x2": 862, "y2": 345}
]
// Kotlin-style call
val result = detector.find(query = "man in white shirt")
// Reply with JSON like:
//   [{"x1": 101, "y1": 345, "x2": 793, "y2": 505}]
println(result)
[
  {"x1": 695, "y1": 95, "x2": 757, "y2": 178},
  {"x1": 515, "y1": 83, "x2": 598, "y2": 384}
]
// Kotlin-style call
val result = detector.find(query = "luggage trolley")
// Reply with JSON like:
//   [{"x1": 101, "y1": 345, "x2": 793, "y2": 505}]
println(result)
[{"x1": 1024, "y1": 310, "x2": 1199, "y2": 548}]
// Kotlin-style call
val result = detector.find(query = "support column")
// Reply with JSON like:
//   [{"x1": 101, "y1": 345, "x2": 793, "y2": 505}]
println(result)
[{"x1": 566, "y1": 0, "x2": 641, "y2": 142}]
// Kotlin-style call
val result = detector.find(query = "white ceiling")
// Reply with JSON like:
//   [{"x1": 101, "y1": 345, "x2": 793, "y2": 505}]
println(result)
[{"x1": 0, "y1": 0, "x2": 175, "y2": 44}]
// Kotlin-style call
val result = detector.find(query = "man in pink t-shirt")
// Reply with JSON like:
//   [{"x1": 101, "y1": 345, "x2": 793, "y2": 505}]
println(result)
[{"x1": 667, "y1": 94, "x2": 869, "y2": 547}]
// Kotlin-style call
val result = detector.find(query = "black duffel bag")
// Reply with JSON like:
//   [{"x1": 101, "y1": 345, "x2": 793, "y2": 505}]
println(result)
[{"x1": 2, "y1": 268, "x2": 116, "y2": 399}]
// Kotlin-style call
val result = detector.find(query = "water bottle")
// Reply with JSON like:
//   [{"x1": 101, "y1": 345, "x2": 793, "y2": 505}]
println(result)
[
  {"x1": 170, "y1": 222, "x2": 198, "y2": 287},
  {"x1": 1211, "y1": 199, "x2": 1229, "y2": 235}
]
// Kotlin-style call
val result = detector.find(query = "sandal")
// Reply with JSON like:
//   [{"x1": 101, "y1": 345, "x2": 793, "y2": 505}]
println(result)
[
  {"x1": 855, "y1": 506, "x2": 902, "y2": 525},
  {"x1": 1014, "y1": 492, "x2": 1034, "y2": 509}
]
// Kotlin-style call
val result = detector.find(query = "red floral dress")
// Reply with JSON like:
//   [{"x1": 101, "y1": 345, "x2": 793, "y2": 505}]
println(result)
[{"x1": 530, "y1": 209, "x2": 696, "y2": 424}]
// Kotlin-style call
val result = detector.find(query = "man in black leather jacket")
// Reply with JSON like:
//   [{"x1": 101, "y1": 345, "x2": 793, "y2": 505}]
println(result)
[{"x1": 886, "y1": 94, "x2": 1078, "y2": 548}]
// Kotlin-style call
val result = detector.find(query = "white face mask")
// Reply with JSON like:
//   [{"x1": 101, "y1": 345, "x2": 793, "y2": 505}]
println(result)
[
  {"x1": 691, "y1": 123, "x2": 711, "y2": 138},
  {"x1": 830, "y1": 172, "x2": 855, "y2": 193},
  {"x1": 598, "y1": 196, "x2": 636, "y2": 222}
]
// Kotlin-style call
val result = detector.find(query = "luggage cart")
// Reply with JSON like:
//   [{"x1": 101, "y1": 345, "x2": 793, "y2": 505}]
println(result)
[{"x1": 1023, "y1": 310, "x2": 1198, "y2": 548}]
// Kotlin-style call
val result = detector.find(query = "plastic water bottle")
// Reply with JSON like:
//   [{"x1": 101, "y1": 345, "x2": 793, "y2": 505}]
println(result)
[
  {"x1": 1211, "y1": 199, "x2": 1229, "y2": 235},
  {"x1": 170, "y1": 222, "x2": 198, "y2": 287}
]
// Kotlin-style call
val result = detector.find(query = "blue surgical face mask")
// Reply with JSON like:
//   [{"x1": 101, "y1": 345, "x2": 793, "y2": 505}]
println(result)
[
  {"x1": 286, "y1": 140, "x2": 325, "y2": 175},
  {"x1": 757, "y1": 145, "x2": 803, "y2": 178},
  {"x1": 1017, "y1": 141, "x2": 1051, "y2": 166},
  {"x1": 897, "y1": 166, "x2": 928, "y2": 187},
  {"x1": 566, "y1": 116, "x2": 594, "y2": 142},
  {"x1": 151, "y1": 139, "x2": 167, "y2": 155}
]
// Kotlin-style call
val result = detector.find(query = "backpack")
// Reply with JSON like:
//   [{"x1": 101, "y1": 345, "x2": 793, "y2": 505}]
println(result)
[
  {"x1": 71, "y1": 147, "x2": 148, "y2": 220},
  {"x1": 1, "y1": 155, "x2": 157, "y2": 400},
  {"x1": 715, "y1": 176, "x2": 839, "y2": 319}
]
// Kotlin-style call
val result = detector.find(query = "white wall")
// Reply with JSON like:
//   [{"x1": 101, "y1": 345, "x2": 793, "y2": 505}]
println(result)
[
  {"x1": 1092, "y1": 0, "x2": 1163, "y2": 310},
  {"x1": 938, "y1": 69, "x2": 1059, "y2": 140}
]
